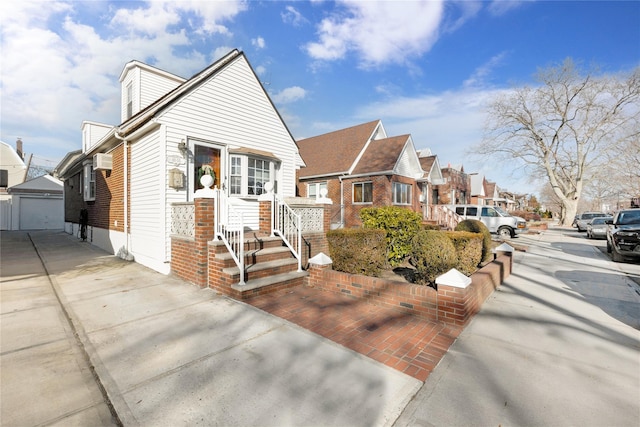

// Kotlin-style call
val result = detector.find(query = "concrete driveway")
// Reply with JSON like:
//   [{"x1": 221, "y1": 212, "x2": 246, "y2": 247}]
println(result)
[{"x1": 1, "y1": 231, "x2": 421, "y2": 426}]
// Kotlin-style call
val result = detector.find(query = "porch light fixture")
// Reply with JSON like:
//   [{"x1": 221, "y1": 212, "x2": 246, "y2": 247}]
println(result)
[{"x1": 178, "y1": 139, "x2": 187, "y2": 154}]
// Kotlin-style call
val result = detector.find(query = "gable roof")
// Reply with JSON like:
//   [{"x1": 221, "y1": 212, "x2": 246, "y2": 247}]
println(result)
[
  {"x1": 296, "y1": 120, "x2": 381, "y2": 178},
  {"x1": 351, "y1": 134, "x2": 411, "y2": 175},
  {"x1": 8, "y1": 174, "x2": 62, "y2": 194},
  {"x1": 60, "y1": 49, "x2": 301, "y2": 177}
]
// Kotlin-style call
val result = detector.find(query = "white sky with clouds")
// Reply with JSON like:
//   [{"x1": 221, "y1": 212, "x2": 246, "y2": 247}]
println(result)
[{"x1": 1, "y1": 0, "x2": 638, "y2": 195}]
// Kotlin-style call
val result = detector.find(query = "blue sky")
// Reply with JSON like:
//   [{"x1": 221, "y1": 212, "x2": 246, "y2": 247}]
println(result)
[{"x1": 1, "y1": 1, "x2": 638, "y2": 195}]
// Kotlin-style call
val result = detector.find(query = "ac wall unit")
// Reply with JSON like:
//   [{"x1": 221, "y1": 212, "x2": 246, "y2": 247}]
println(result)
[{"x1": 93, "y1": 153, "x2": 112, "y2": 170}]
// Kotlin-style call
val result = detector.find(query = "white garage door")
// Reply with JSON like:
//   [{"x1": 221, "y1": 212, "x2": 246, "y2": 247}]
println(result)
[{"x1": 20, "y1": 197, "x2": 64, "y2": 230}]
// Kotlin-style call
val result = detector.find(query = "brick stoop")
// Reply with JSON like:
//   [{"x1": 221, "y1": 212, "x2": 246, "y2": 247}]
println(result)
[{"x1": 208, "y1": 235, "x2": 308, "y2": 299}]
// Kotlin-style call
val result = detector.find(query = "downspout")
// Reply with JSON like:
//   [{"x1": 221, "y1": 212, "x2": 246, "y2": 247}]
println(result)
[
  {"x1": 114, "y1": 130, "x2": 129, "y2": 254},
  {"x1": 338, "y1": 174, "x2": 346, "y2": 228}
]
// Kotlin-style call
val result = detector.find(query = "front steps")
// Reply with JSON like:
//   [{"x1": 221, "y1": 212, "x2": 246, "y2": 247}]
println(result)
[{"x1": 209, "y1": 235, "x2": 308, "y2": 300}]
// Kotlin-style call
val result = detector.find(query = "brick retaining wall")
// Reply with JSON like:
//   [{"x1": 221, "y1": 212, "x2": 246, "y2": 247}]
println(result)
[{"x1": 307, "y1": 253, "x2": 512, "y2": 327}]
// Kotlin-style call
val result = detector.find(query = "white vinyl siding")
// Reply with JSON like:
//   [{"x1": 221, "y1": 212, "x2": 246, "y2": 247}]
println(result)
[
  {"x1": 130, "y1": 131, "x2": 166, "y2": 268},
  {"x1": 120, "y1": 64, "x2": 183, "y2": 122},
  {"x1": 161, "y1": 55, "x2": 298, "y2": 198},
  {"x1": 395, "y1": 138, "x2": 423, "y2": 179}
]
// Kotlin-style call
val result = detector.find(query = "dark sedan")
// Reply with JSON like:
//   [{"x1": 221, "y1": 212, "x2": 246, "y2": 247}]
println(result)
[{"x1": 606, "y1": 208, "x2": 640, "y2": 262}]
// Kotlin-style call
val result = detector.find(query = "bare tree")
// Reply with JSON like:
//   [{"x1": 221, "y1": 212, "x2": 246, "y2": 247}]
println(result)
[{"x1": 477, "y1": 59, "x2": 640, "y2": 225}]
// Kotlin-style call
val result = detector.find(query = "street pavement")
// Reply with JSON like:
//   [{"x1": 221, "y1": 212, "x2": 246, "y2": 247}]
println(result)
[
  {"x1": 1, "y1": 231, "x2": 421, "y2": 426},
  {"x1": 2, "y1": 226, "x2": 639, "y2": 427},
  {"x1": 394, "y1": 226, "x2": 640, "y2": 426}
]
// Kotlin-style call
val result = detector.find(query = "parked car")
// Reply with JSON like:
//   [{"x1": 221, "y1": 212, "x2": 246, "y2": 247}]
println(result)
[
  {"x1": 448, "y1": 204, "x2": 527, "y2": 238},
  {"x1": 576, "y1": 212, "x2": 608, "y2": 231},
  {"x1": 586, "y1": 216, "x2": 612, "y2": 239},
  {"x1": 606, "y1": 208, "x2": 640, "y2": 262}
]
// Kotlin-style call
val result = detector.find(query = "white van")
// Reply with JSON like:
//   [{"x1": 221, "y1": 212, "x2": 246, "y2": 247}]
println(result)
[{"x1": 447, "y1": 205, "x2": 527, "y2": 238}]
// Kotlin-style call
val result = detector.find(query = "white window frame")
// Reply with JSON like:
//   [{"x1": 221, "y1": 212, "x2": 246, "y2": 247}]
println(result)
[
  {"x1": 353, "y1": 181, "x2": 373, "y2": 204},
  {"x1": 229, "y1": 154, "x2": 278, "y2": 198},
  {"x1": 393, "y1": 182, "x2": 411, "y2": 205},
  {"x1": 83, "y1": 162, "x2": 95, "y2": 201},
  {"x1": 307, "y1": 182, "x2": 327, "y2": 199},
  {"x1": 126, "y1": 83, "x2": 133, "y2": 119}
]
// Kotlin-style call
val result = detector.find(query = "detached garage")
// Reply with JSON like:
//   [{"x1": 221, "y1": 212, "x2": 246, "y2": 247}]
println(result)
[{"x1": 5, "y1": 175, "x2": 64, "y2": 230}]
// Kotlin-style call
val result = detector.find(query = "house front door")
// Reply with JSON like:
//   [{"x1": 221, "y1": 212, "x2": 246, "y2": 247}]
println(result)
[{"x1": 188, "y1": 140, "x2": 224, "y2": 198}]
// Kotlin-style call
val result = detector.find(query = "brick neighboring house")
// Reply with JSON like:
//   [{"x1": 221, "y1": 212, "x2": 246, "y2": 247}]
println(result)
[
  {"x1": 296, "y1": 120, "x2": 428, "y2": 228},
  {"x1": 436, "y1": 164, "x2": 470, "y2": 205},
  {"x1": 56, "y1": 49, "x2": 303, "y2": 274},
  {"x1": 416, "y1": 149, "x2": 445, "y2": 220}
]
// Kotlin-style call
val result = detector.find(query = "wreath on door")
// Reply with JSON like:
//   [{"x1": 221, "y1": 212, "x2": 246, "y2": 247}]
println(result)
[{"x1": 197, "y1": 164, "x2": 216, "y2": 187}]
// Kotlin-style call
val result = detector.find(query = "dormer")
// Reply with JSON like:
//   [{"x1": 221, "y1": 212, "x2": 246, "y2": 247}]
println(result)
[
  {"x1": 119, "y1": 61, "x2": 185, "y2": 123},
  {"x1": 81, "y1": 121, "x2": 113, "y2": 153}
]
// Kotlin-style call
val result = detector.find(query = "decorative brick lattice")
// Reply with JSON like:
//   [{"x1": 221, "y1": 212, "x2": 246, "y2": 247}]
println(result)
[
  {"x1": 293, "y1": 206, "x2": 324, "y2": 232},
  {"x1": 171, "y1": 203, "x2": 195, "y2": 238}
]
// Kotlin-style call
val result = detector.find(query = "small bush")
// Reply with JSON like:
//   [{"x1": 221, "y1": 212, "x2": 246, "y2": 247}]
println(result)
[
  {"x1": 455, "y1": 219, "x2": 492, "y2": 263},
  {"x1": 512, "y1": 210, "x2": 541, "y2": 221},
  {"x1": 444, "y1": 231, "x2": 483, "y2": 276},
  {"x1": 421, "y1": 223, "x2": 441, "y2": 231},
  {"x1": 327, "y1": 228, "x2": 387, "y2": 276},
  {"x1": 360, "y1": 206, "x2": 422, "y2": 267},
  {"x1": 409, "y1": 230, "x2": 458, "y2": 286}
]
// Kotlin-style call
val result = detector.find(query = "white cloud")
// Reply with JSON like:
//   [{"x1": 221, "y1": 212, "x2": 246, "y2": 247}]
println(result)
[
  {"x1": 463, "y1": 52, "x2": 508, "y2": 88},
  {"x1": 0, "y1": 1, "x2": 247, "y2": 160},
  {"x1": 272, "y1": 86, "x2": 307, "y2": 104},
  {"x1": 488, "y1": 0, "x2": 528, "y2": 16},
  {"x1": 281, "y1": 5, "x2": 308, "y2": 27},
  {"x1": 251, "y1": 36, "x2": 266, "y2": 49},
  {"x1": 305, "y1": 1, "x2": 444, "y2": 67},
  {"x1": 353, "y1": 85, "x2": 539, "y2": 192}
]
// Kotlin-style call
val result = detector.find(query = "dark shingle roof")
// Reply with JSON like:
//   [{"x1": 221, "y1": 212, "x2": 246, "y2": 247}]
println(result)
[
  {"x1": 351, "y1": 135, "x2": 409, "y2": 175},
  {"x1": 296, "y1": 120, "x2": 380, "y2": 178}
]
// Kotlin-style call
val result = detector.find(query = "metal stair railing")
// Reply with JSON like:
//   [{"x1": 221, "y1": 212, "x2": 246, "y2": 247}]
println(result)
[
  {"x1": 264, "y1": 186, "x2": 302, "y2": 272},
  {"x1": 214, "y1": 187, "x2": 245, "y2": 285},
  {"x1": 433, "y1": 205, "x2": 463, "y2": 230}
]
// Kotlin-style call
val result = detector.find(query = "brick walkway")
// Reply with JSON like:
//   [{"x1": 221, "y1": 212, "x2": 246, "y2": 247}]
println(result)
[{"x1": 247, "y1": 285, "x2": 462, "y2": 381}]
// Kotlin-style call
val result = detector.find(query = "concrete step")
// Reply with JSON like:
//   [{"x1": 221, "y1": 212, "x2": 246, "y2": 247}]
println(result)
[
  {"x1": 230, "y1": 270, "x2": 309, "y2": 299},
  {"x1": 222, "y1": 257, "x2": 300, "y2": 282},
  {"x1": 216, "y1": 245, "x2": 293, "y2": 267}
]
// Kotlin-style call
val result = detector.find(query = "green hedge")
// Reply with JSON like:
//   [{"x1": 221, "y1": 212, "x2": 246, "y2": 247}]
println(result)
[
  {"x1": 327, "y1": 228, "x2": 387, "y2": 276},
  {"x1": 444, "y1": 231, "x2": 483, "y2": 276},
  {"x1": 360, "y1": 206, "x2": 422, "y2": 267},
  {"x1": 455, "y1": 219, "x2": 492, "y2": 263},
  {"x1": 409, "y1": 230, "x2": 458, "y2": 286}
]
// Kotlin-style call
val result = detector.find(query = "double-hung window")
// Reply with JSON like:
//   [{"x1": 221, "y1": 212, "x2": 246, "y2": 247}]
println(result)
[
  {"x1": 229, "y1": 154, "x2": 278, "y2": 197},
  {"x1": 126, "y1": 83, "x2": 133, "y2": 119},
  {"x1": 308, "y1": 182, "x2": 327, "y2": 199},
  {"x1": 393, "y1": 182, "x2": 411, "y2": 205},
  {"x1": 353, "y1": 182, "x2": 373, "y2": 203},
  {"x1": 83, "y1": 162, "x2": 95, "y2": 201}
]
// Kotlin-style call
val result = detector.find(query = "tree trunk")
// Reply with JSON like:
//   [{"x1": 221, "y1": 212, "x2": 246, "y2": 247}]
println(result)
[{"x1": 561, "y1": 199, "x2": 579, "y2": 226}]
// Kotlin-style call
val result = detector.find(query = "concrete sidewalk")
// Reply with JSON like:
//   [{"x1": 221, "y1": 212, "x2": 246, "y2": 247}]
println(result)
[
  {"x1": 1, "y1": 231, "x2": 421, "y2": 426},
  {"x1": 394, "y1": 227, "x2": 640, "y2": 426}
]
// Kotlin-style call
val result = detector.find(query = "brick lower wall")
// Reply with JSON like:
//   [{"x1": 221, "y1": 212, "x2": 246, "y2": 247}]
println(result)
[
  {"x1": 170, "y1": 236, "x2": 198, "y2": 284},
  {"x1": 306, "y1": 253, "x2": 512, "y2": 326}
]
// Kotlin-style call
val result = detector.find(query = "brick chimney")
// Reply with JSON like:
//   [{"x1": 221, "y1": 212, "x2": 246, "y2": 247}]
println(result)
[{"x1": 16, "y1": 138, "x2": 23, "y2": 160}]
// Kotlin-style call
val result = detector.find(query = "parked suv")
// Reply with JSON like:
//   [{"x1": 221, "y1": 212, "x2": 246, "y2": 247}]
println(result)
[
  {"x1": 606, "y1": 208, "x2": 640, "y2": 262},
  {"x1": 448, "y1": 205, "x2": 527, "y2": 238},
  {"x1": 575, "y1": 212, "x2": 608, "y2": 231}
]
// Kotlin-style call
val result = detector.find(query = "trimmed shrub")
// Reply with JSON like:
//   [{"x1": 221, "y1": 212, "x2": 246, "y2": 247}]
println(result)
[
  {"x1": 444, "y1": 231, "x2": 483, "y2": 276},
  {"x1": 360, "y1": 206, "x2": 422, "y2": 267},
  {"x1": 327, "y1": 228, "x2": 387, "y2": 276},
  {"x1": 409, "y1": 230, "x2": 458, "y2": 286},
  {"x1": 455, "y1": 219, "x2": 492, "y2": 263}
]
